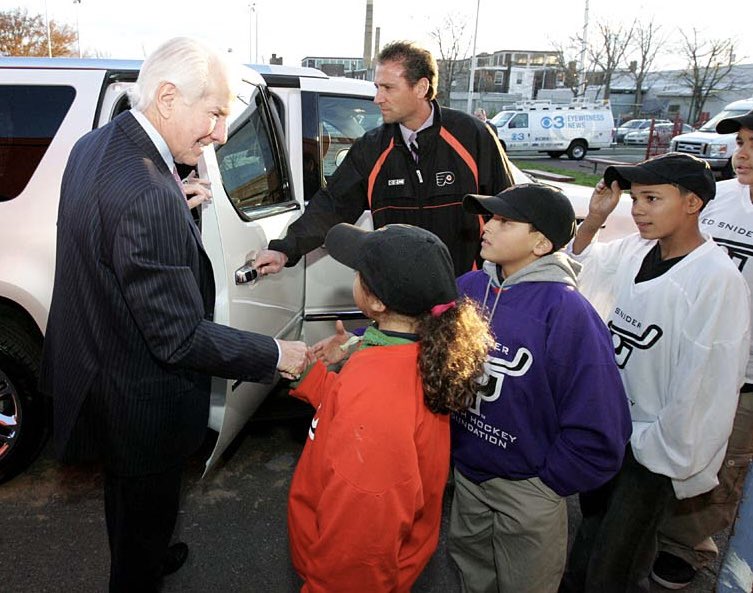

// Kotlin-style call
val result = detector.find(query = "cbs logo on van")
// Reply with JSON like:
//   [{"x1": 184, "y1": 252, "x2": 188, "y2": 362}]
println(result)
[{"x1": 541, "y1": 116, "x2": 565, "y2": 129}]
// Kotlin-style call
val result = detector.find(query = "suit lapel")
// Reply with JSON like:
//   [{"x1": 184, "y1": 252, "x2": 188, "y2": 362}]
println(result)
[
  {"x1": 116, "y1": 112, "x2": 207, "y2": 249},
  {"x1": 115, "y1": 112, "x2": 216, "y2": 313}
]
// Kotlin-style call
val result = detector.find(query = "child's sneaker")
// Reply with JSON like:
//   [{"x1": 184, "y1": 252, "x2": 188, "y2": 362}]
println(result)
[{"x1": 650, "y1": 552, "x2": 696, "y2": 590}]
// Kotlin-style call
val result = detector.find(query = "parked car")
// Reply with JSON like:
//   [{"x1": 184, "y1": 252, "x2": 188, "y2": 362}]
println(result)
[
  {"x1": 613, "y1": 118, "x2": 670, "y2": 143},
  {"x1": 0, "y1": 59, "x2": 635, "y2": 483},
  {"x1": 624, "y1": 122, "x2": 695, "y2": 145}
]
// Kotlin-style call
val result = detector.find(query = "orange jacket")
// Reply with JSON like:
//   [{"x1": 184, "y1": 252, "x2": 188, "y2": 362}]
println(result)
[{"x1": 288, "y1": 342, "x2": 450, "y2": 593}]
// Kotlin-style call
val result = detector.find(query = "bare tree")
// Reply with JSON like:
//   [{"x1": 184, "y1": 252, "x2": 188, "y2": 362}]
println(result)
[
  {"x1": 626, "y1": 21, "x2": 663, "y2": 118},
  {"x1": 584, "y1": 21, "x2": 634, "y2": 100},
  {"x1": 550, "y1": 39, "x2": 584, "y2": 98},
  {"x1": 0, "y1": 8, "x2": 77, "y2": 57},
  {"x1": 429, "y1": 13, "x2": 471, "y2": 106},
  {"x1": 678, "y1": 29, "x2": 739, "y2": 125}
]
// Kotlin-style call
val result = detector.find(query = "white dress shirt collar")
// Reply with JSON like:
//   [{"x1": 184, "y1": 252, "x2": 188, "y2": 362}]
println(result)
[
  {"x1": 399, "y1": 102, "x2": 435, "y2": 147},
  {"x1": 130, "y1": 109, "x2": 176, "y2": 172}
]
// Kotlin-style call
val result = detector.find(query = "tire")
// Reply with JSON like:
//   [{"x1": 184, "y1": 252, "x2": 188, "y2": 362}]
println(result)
[
  {"x1": 0, "y1": 317, "x2": 49, "y2": 484},
  {"x1": 566, "y1": 141, "x2": 588, "y2": 160},
  {"x1": 547, "y1": 151, "x2": 565, "y2": 159}
]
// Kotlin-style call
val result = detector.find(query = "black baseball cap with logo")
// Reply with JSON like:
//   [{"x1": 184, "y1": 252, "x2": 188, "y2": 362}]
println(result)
[
  {"x1": 716, "y1": 110, "x2": 753, "y2": 134},
  {"x1": 324, "y1": 223, "x2": 458, "y2": 317},
  {"x1": 463, "y1": 184, "x2": 576, "y2": 251},
  {"x1": 604, "y1": 152, "x2": 716, "y2": 204}
]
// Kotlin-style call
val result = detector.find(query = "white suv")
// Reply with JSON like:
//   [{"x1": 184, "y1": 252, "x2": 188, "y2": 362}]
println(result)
[
  {"x1": 0, "y1": 59, "x2": 382, "y2": 482},
  {"x1": 0, "y1": 59, "x2": 634, "y2": 483}
]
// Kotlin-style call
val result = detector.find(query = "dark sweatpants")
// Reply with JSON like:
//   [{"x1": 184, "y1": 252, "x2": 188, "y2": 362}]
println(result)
[{"x1": 560, "y1": 445, "x2": 676, "y2": 593}]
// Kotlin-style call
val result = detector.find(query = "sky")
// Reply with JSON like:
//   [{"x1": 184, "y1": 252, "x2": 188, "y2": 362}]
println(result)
[{"x1": 3, "y1": 0, "x2": 751, "y2": 70}]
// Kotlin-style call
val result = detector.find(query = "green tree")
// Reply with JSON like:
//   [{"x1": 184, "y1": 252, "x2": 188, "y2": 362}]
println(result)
[{"x1": 0, "y1": 7, "x2": 77, "y2": 57}]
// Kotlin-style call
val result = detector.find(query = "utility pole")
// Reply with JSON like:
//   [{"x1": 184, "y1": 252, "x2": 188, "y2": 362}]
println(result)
[
  {"x1": 44, "y1": 0, "x2": 52, "y2": 57},
  {"x1": 249, "y1": 3, "x2": 256, "y2": 63},
  {"x1": 577, "y1": 0, "x2": 590, "y2": 98},
  {"x1": 74, "y1": 0, "x2": 82, "y2": 58},
  {"x1": 465, "y1": 0, "x2": 481, "y2": 114}
]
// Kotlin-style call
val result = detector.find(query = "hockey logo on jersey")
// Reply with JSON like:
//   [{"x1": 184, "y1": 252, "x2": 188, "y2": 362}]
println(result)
[
  {"x1": 436, "y1": 171, "x2": 455, "y2": 186},
  {"x1": 608, "y1": 321, "x2": 663, "y2": 369},
  {"x1": 470, "y1": 347, "x2": 533, "y2": 415},
  {"x1": 714, "y1": 237, "x2": 753, "y2": 272}
]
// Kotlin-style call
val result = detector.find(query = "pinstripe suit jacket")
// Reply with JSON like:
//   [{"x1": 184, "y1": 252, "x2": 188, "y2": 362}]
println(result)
[{"x1": 39, "y1": 111, "x2": 279, "y2": 476}]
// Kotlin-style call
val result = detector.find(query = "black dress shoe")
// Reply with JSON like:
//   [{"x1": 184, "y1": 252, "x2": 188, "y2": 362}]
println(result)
[{"x1": 162, "y1": 542, "x2": 189, "y2": 576}]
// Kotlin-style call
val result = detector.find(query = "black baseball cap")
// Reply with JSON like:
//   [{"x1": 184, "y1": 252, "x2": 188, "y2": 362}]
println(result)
[
  {"x1": 604, "y1": 152, "x2": 716, "y2": 204},
  {"x1": 463, "y1": 184, "x2": 576, "y2": 251},
  {"x1": 324, "y1": 223, "x2": 458, "y2": 317},
  {"x1": 716, "y1": 110, "x2": 753, "y2": 134}
]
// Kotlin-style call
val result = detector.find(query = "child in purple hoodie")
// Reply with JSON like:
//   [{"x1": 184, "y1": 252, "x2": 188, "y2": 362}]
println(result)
[{"x1": 448, "y1": 184, "x2": 632, "y2": 593}]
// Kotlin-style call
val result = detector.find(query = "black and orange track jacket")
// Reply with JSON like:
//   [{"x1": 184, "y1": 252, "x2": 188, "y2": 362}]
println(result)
[{"x1": 269, "y1": 100, "x2": 515, "y2": 275}]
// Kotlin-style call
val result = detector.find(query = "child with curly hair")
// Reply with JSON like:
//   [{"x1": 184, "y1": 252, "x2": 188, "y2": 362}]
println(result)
[{"x1": 287, "y1": 223, "x2": 492, "y2": 593}]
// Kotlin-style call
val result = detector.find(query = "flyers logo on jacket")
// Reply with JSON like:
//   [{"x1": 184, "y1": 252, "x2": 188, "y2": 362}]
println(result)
[{"x1": 436, "y1": 171, "x2": 455, "y2": 186}]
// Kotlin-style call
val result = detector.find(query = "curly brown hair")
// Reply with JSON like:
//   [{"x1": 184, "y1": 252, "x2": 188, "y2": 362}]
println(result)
[{"x1": 416, "y1": 298, "x2": 493, "y2": 414}]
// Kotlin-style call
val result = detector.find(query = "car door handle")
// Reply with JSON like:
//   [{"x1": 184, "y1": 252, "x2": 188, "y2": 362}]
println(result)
[{"x1": 235, "y1": 262, "x2": 259, "y2": 285}]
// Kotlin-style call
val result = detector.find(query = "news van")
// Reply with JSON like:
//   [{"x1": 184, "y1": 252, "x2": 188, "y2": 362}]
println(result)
[
  {"x1": 489, "y1": 100, "x2": 614, "y2": 160},
  {"x1": 670, "y1": 96, "x2": 753, "y2": 179}
]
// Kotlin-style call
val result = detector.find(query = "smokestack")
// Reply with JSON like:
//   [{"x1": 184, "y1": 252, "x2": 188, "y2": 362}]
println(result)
[
  {"x1": 363, "y1": 0, "x2": 373, "y2": 69},
  {"x1": 374, "y1": 26, "x2": 381, "y2": 60}
]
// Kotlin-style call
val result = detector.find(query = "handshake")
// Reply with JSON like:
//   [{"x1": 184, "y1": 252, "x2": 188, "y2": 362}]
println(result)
[{"x1": 276, "y1": 321, "x2": 354, "y2": 380}]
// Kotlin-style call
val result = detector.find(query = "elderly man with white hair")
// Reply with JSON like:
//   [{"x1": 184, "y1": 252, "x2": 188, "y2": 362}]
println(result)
[{"x1": 40, "y1": 37, "x2": 307, "y2": 592}]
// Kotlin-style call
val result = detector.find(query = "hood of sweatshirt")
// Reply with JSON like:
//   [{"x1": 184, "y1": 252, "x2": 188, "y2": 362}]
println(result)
[
  {"x1": 482, "y1": 252, "x2": 581, "y2": 289},
  {"x1": 479, "y1": 252, "x2": 581, "y2": 320}
]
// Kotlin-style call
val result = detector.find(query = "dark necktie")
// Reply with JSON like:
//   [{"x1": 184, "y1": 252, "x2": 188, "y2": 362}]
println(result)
[
  {"x1": 172, "y1": 168, "x2": 185, "y2": 196},
  {"x1": 408, "y1": 132, "x2": 419, "y2": 163}
]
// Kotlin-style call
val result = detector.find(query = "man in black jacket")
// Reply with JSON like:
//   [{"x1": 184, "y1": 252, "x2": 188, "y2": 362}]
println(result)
[{"x1": 255, "y1": 41, "x2": 514, "y2": 276}]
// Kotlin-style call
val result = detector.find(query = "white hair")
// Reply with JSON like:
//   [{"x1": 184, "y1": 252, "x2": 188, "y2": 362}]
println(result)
[{"x1": 128, "y1": 37, "x2": 231, "y2": 112}]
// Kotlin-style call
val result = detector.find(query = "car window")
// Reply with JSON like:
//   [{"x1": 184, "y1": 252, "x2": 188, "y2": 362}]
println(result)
[
  {"x1": 301, "y1": 92, "x2": 382, "y2": 201},
  {"x1": 509, "y1": 113, "x2": 529, "y2": 129},
  {"x1": 491, "y1": 111, "x2": 515, "y2": 127},
  {"x1": 699, "y1": 109, "x2": 751, "y2": 132},
  {"x1": 216, "y1": 87, "x2": 290, "y2": 218},
  {"x1": 0, "y1": 85, "x2": 76, "y2": 201}
]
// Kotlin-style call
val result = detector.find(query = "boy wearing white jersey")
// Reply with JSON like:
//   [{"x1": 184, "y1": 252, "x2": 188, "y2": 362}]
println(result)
[
  {"x1": 559, "y1": 153, "x2": 751, "y2": 593},
  {"x1": 652, "y1": 112, "x2": 753, "y2": 589}
]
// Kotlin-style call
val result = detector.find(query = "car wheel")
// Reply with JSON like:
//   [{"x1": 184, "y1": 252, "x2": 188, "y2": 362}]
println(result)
[
  {"x1": 0, "y1": 317, "x2": 49, "y2": 484},
  {"x1": 566, "y1": 141, "x2": 587, "y2": 160},
  {"x1": 547, "y1": 151, "x2": 565, "y2": 159}
]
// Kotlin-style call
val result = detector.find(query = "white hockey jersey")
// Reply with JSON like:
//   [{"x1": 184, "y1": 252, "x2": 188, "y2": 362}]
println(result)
[
  {"x1": 700, "y1": 178, "x2": 753, "y2": 382},
  {"x1": 575, "y1": 234, "x2": 750, "y2": 499}
]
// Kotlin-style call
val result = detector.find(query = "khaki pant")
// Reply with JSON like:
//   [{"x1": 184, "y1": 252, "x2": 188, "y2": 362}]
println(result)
[
  {"x1": 658, "y1": 391, "x2": 753, "y2": 570},
  {"x1": 448, "y1": 469, "x2": 567, "y2": 593}
]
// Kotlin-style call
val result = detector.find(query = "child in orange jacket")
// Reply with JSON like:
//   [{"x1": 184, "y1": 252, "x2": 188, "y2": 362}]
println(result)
[{"x1": 287, "y1": 223, "x2": 492, "y2": 593}]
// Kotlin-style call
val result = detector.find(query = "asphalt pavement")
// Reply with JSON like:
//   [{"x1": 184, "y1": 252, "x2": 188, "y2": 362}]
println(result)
[
  {"x1": 2, "y1": 394, "x2": 728, "y2": 593},
  {"x1": 511, "y1": 145, "x2": 649, "y2": 175}
]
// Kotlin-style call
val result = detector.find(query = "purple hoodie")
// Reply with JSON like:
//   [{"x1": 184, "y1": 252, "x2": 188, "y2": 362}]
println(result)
[{"x1": 452, "y1": 253, "x2": 632, "y2": 496}]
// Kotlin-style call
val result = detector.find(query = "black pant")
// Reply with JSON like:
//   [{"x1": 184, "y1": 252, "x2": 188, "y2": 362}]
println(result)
[
  {"x1": 560, "y1": 446, "x2": 676, "y2": 593},
  {"x1": 104, "y1": 464, "x2": 183, "y2": 593}
]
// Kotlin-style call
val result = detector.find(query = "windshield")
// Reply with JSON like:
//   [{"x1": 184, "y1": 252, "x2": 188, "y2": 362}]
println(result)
[
  {"x1": 699, "y1": 109, "x2": 751, "y2": 132},
  {"x1": 490, "y1": 111, "x2": 515, "y2": 127}
]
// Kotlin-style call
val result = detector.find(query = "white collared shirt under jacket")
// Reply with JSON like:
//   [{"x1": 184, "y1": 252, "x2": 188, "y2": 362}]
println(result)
[{"x1": 574, "y1": 233, "x2": 751, "y2": 499}]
